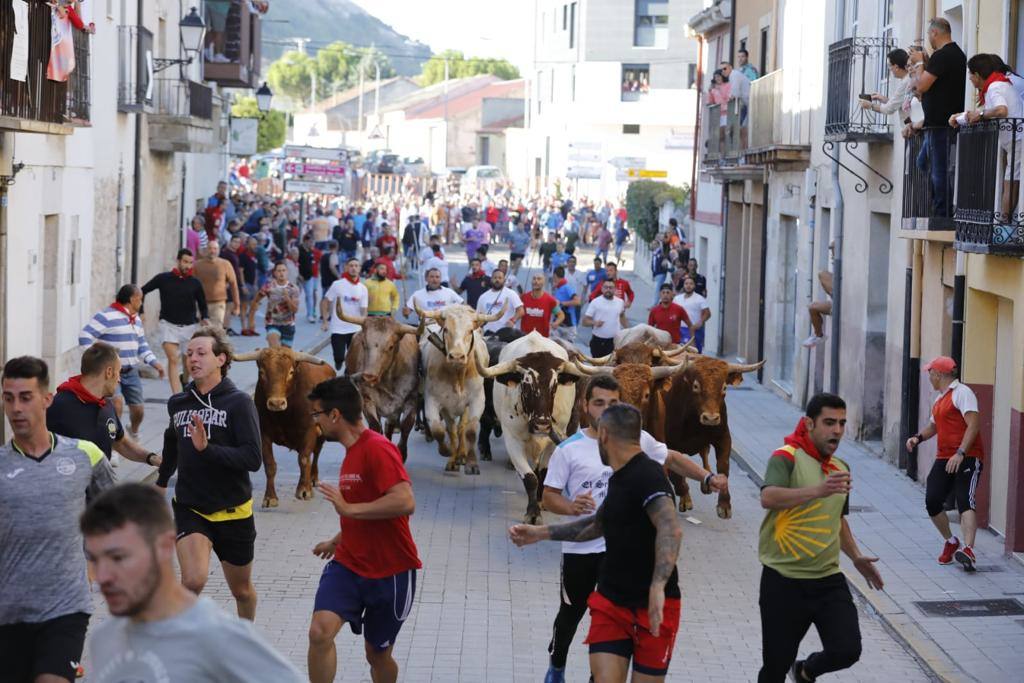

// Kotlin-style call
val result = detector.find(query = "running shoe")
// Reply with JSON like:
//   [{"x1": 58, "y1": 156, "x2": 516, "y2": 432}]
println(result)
[
  {"x1": 938, "y1": 538, "x2": 960, "y2": 565},
  {"x1": 225, "y1": 328, "x2": 239, "y2": 336},
  {"x1": 801, "y1": 334, "x2": 825, "y2": 348},
  {"x1": 954, "y1": 546, "x2": 977, "y2": 571},
  {"x1": 544, "y1": 666, "x2": 565, "y2": 683}
]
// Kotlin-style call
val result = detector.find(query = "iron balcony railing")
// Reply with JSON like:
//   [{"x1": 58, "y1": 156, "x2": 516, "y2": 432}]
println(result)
[
  {"x1": 702, "y1": 99, "x2": 743, "y2": 165},
  {"x1": 902, "y1": 127, "x2": 957, "y2": 229},
  {"x1": 825, "y1": 36, "x2": 897, "y2": 142},
  {"x1": 152, "y1": 79, "x2": 214, "y2": 119},
  {"x1": 704, "y1": 103, "x2": 722, "y2": 161},
  {"x1": 722, "y1": 98, "x2": 744, "y2": 159},
  {"x1": 954, "y1": 117, "x2": 1024, "y2": 255},
  {"x1": 1, "y1": 1, "x2": 90, "y2": 127}
]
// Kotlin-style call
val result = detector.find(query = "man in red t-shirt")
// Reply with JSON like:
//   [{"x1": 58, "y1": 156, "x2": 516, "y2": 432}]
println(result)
[
  {"x1": 587, "y1": 262, "x2": 634, "y2": 308},
  {"x1": 647, "y1": 284, "x2": 692, "y2": 343},
  {"x1": 375, "y1": 225, "x2": 398, "y2": 255},
  {"x1": 307, "y1": 377, "x2": 421, "y2": 683},
  {"x1": 521, "y1": 273, "x2": 564, "y2": 337}
]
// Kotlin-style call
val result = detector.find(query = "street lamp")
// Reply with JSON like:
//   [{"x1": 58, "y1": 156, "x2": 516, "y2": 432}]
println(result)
[
  {"x1": 153, "y1": 7, "x2": 206, "y2": 73},
  {"x1": 256, "y1": 82, "x2": 273, "y2": 113}
]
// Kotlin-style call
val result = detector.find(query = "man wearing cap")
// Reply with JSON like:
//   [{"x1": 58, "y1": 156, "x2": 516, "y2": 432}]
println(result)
[{"x1": 906, "y1": 356, "x2": 984, "y2": 571}]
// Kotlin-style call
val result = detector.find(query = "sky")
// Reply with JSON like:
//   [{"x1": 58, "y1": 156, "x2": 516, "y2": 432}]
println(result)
[{"x1": 348, "y1": 0, "x2": 533, "y2": 70}]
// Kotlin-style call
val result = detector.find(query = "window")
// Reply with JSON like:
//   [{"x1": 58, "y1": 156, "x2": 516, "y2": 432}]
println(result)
[
  {"x1": 634, "y1": 1, "x2": 669, "y2": 48},
  {"x1": 622, "y1": 64, "x2": 650, "y2": 101},
  {"x1": 687, "y1": 63, "x2": 697, "y2": 89},
  {"x1": 623, "y1": 124, "x2": 640, "y2": 135},
  {"x1": 759, "y1": 28, "x2": 769, "y2": 75},
  {"x1": 569, "y1": 2, "x2": 576, "y2": 49}
]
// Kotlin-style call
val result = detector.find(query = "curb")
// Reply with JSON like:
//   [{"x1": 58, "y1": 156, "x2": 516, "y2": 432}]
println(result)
[{"x1": 728, "y1": 442, "x2": 971, "y2": 683}]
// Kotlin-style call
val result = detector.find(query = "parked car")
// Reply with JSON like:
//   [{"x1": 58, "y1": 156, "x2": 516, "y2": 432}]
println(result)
[
  {"x1": 364, "y1": 149, "x2": 390, "y2": 172},
  {"x1": 398, "y1": 156, "x2": 429, "y2": 177},
  {"x1": 376, "y1": 153, "x2": 401, "y2": 174},
  {"x1": 461, "y1": 165, "x2": 504, "y2": 191}
]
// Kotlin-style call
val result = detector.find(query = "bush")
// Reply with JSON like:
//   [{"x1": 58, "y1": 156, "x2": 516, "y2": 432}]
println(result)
[{"x1": 625, "y1": 180, "x2": 689, "y2": 243}]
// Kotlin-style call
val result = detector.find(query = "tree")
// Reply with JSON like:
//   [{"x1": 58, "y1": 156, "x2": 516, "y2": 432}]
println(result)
[
  {"x1": 266, "y1": 44, "x2": 396, "y2": 108},
  {"x1": 625, "y1": 180, "x2": 690, "y2": 242},
  {"x1": 231, "y1": 97, "x2": 286, "y2": 153},
  {"x1": 419, "y1": 50, "x2": 520, "y2": 86},
  {"x1": 267, "y1": 51, "x2": 315, "y2": 105}
]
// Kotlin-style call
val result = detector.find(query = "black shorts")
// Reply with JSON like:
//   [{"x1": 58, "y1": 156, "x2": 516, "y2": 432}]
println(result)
[
  {"x1": 510, "y1": 252, "x2": 525, "y2": 261},
  {"x1": 0, "y1": 611, "x2": 89, "y2": 682},
  {"x1": 925, "y1": 457, "x2": 983, "y2": 517},
  {"x1": 172, "y1": 499, "x2": 257, "y2": 566}
]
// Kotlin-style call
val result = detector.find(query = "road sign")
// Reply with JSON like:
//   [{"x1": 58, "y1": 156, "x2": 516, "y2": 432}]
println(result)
[
  {"x1": 627, "y1": 168, "x2": 668, "y2": 179},
  {"x1": 283, "y1": 145, "x2": 350, "y2": 162},
  {"x1": 284, "y1": 179, "x2": 344, "y2": 195},
  {"x1": 282, "y1": 161, "x2": 346, "y2": 177}
]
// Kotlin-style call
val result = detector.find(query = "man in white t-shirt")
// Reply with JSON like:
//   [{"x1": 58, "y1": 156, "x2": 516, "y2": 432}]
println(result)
[
  {"x1": 321, "y1": 258, "x2": 368, "y2": 370},
  {"x1": 420, "y1": 245, "x2": 451, "y2": 287},
  {"x1": 673, "y1": 275, "x2": 712, "y2": 353},
  {"x1": 403, "y1": 268, "x2": 463, "y2": 323},
  {"x1": 582, "y1": 279, "x2": 626, "y2": 357},
  {"x1": 476, "y1": 269, "x2": 524, "y2": 334},
  {"x1": 539, "y1": 374, "x2": 727, "y2": 683}
]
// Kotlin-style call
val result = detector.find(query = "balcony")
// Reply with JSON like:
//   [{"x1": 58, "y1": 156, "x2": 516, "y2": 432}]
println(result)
[
  {"x1": 203, "y1": 0, "x2": 262, "y2": 88},
  {"x1": 825, "y1": 37, "x2": 897, "y2": 143},
  {"x1": 953, "y1": 118, "x2": 1024, "y2": 256},
  {"x1": 746, "y1": 69, "x2": 811, "y2": 169},
  {"x1": 148, "y1": 79, "x2": 217, "y2": 153},
  {"x1": 901, "y1": 127, "x2": 956, "y2": 233},
  {"x1": 700, "y1": 99, "x2": 760, "y2": 181},
  {"x1": 0, "y1": 2, "x2": 91, "y2": 134},
  {"x1": 118, "y1": 25, "x2": 153, "y2": 113}
]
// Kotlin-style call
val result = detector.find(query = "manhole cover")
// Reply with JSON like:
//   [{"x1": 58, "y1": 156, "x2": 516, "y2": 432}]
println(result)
[{"x1": 914, "y1": 599, "x2": 1024, "y2": 618}]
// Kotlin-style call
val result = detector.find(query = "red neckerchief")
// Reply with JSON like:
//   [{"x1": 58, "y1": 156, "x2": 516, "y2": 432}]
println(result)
[
  {"x1": 433, "y1": 251, "x2": 444, "y2": 260},
  {"x1": 110, "y1": 302, "x2": 137, "y2": 324},
  {"x1": 979, "y1": 71, "x2": 1012, "y2": 105},
  {"x1": 468, "y1": 269, "x2": 484, "y2": 279},
  {"x1": 342, "y1": 273, "x2": 360, "y2": 285},
  {"x1": 556, "y1": 278, "x2": 568, "y2": 288},
  {"x1": 57, "y1": 375, "x2": 106, "y2": 407},
  {"x1": 783, "y1": 419, "x2": 840, "y2": 474},
  {"x1": 171, "y1": 268, "x2": 192, "y2": 279}
]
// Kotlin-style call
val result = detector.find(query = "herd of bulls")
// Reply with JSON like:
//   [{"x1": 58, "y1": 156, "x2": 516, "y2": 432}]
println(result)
[{"x1": 235, "y1": 301, "x2": 764, "y2": 523}]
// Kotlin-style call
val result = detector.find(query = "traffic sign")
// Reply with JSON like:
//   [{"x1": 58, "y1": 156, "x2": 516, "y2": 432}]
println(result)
[
  {"x1": 282, "y1": 161, "x2": 346, "y2": 177},
  {"x1": 283, "y1": 145, "x2": 350, "y2": 162},
  {"x1": 627, "y1": 168, "x2": 668, "y2": 179},
  {"x1": 284, "y1": 179, "x2": 344, "y2": 195}
]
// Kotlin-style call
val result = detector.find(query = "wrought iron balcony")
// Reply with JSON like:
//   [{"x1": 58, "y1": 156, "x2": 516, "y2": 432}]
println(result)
[
  {"x1": 203, "y1": 0, "x2": 262, "y2": 88},
  {"x1": 825, "y1": 36, "x2": 897, "y2": 143},
  {"x1": 149, "y1": 79, "x2": 217, "y2": 153},
  {"x1": 1, "y1": 2, "x2": 91, "y2": 133},
  {"x1": 954, "y1": 118, "x2": 1024, "y2": 255},
  {"x1": 902, "y1": 127, "x2": 956, "y2": 231}
]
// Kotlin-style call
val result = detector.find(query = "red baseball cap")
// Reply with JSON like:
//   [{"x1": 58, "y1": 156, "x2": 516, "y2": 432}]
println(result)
[{"x1": 924, "y1": 356, "x2": 957, "y2": 373}]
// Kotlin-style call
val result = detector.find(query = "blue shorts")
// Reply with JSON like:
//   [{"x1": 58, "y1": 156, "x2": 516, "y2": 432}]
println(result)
[
  {"x1": 116, "y1": 366, "x2": 144, "y2": 406},
  {"x1": 266, "y1": 324, "x2": 295, "y2": 347},
  {"x1": 313, "y1": 560, "x2": 416, "y2": 650}
]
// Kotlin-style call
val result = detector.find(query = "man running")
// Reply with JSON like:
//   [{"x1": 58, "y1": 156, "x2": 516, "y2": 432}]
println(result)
[
  {"x1": 582, "y1": 279, "x2": 627, "y2": 358},
  {"x1": 250, "y1": 261, "x2": 300, "y2": 347},
  {"x1": 476, "y1": 269, "x2": 524, "y2": 335},
  {"x1": 322, "y1": 258, "x2": 369, "y2": 371},
  {"x1": 759, "y1": 393, "x2": 884, "y2": 682},
  {"x1": 520, "y1": 273, "x2": 564, "y2": 337},
  {"x1": 403, "y1": 267, "x2": 463, "y2": 321},
  {"x1": 454, "y1": 257, "x2": 490, "y2": 308},
  {"x1": 155, "y1": 328, "x2": 262, "y2": 620},
  {"x1": 587, "y1": 261, "x2": 634, "y2": 308},
  {"x1": 82, "y1": 484, "x2": 304, "y2": 682},
  {"x1": 551, "y1": 266, "x2": 581, "y2": 344},
  {"x1": 906, "y1": 356, "x2": 984, "y2": 570},
  {"x1": 192, "y1": 240, "x2": 241, "y2": 330},
  {"x1": 141, "y1": 248, "x2": 209, "y2": 393},
  {"x1": 510, "y1": 403, "x2": 684, "y2": 682},
  {"x1": 539, "y1": 376, "x2": 726, "y2": 682},
  {"x1": 648, "y1": 284, "x2": 691, "y2": 344},
  {"x1": 1, "y1": 356, "x2": 116, "y2": 683},
  {"x1": 307, "y1": 377, "x2": 421, "y2": 683},
  {"x1": 366, "y1": 262, "x2": 401, "y2": 316}
]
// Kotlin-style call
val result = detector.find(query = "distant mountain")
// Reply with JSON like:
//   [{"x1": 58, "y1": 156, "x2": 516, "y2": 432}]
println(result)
[{"x1": 261, "y1": 0, "x2": 432, "y2": 76}]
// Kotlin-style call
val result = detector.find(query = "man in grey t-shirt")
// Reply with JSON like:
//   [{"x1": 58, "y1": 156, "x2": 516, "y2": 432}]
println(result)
[{"x1": 82, "y1": 484, "x2": 302, "y2": 683}]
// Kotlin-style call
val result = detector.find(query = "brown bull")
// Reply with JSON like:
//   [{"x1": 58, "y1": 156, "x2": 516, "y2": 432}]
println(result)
[
  {"x1": 576, "y1": 338, "x2": 692, "y2": 367},
  {"x1": 337, "y1": 307, "x2": 420, "y2": 462},
  {"x1": 660, "y1": 355, "x2": 763, "y2": 518},
  {"x1": 571, "y1": 357, "x2": 689, "y2": 433},
  {"x1": 233, "y1": 347, "x2": 336, "y2": 507}
]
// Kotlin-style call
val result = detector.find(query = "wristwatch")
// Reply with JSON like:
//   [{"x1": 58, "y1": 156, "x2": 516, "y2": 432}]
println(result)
[
  {"x1": 145, "y1": 452, "x2": 158, "y2": 466},
  {"x1": 955, "y1": 448, "x2": 966, "y2": 457},
  {"x1": 702, "y1": 472, "x2": 714, "y2": 489}
]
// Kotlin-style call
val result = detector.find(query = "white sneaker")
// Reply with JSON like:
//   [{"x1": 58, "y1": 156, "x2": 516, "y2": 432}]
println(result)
[{"x1": 801, "y1": 334, "x2": 825, "y2": 348}]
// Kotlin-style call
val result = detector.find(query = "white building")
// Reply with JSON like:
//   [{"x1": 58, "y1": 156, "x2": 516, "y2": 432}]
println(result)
[{"x1": 510, "y1": 0, "x2": 702, "y2": 198}]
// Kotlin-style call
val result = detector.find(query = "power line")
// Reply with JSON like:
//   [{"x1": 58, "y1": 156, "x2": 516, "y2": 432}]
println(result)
[{"x1": 262, "y1": 38, "x2": 434, "y2": 61}]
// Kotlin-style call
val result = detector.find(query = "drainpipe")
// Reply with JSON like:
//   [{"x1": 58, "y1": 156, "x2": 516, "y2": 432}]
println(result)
[
  {"x1": 179, "y1": 159, "x2": 187, "y2": 249},
  {"x1": 829, "y1": 0, "x2": 846, "y2": 394},
  {"x1": 756, "y1": 171, "x2": 769, "y2": 382},
  {"x1": 116, "y1": 163, "x2": 125, "y2": 285},
  {"x1": 908, "y1": 240, "x2": 923, "y2": 478},
  {"x1": 690, "y1": 35, "x2": 704, "y2": 223},
  {"x1": 718, "y1": 182, "x2": 729, "y2": 356},
  {"x1": 131, "y1": 0, "x2": 144, "y2": 283},
  {"x1": 951, "y1": 251, "x2": 965, "y2": 367}
]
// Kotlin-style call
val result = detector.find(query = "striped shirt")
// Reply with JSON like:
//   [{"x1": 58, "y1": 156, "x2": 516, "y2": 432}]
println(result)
[{"x1": 79, "y1": 306, "x2": 158, "y2": 368}]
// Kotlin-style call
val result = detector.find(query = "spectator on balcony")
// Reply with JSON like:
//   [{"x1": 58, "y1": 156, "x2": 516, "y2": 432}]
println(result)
[
  {"x1": 720, "y1": 61, "x2": 750, "y2": 120},
  {"x1": 950, "y1": 54, "x2": 1022, "y2": 222},
  {"x1": 708, "y1": 70, "x2": 731, "y2": 128},
  {"x1": 737, "y1": 48, "x2": 759, "y2": 81},
  {"x1": 990, "y1": 54, "x2": 1024, "y2": 104},
  {"x1": 861, "y1": 49, "x2": 912, "y2": 119},
  {"x1": 913, "y1": 18, "x2": 967, "y2": 217}
]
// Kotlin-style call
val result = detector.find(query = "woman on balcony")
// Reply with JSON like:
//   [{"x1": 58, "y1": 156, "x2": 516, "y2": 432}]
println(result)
[
  {"x1": 709, "y1": 70, "x2": 731, "y2": 149},
  {"x1": 950, "y1": 54, "x2": 1023, "y2": 224},
  {"x1": 861, "y1": 49, "x2": 912, "y2": 119}
]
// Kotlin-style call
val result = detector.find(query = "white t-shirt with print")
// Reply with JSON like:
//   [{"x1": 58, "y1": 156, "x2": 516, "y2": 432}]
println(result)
[
  {"x1": 584, "y1": 295, "x2": 625, "y2": 339},
  {"x1": 406, "y1": 286, "x2": 463, "y2": 320},
  {"x1": 673, "y1": 292, "x2": 709, "y2": 329},
  {"x1": 476, "y1": 287, "x2": 523, "y2": 334},
  {"x1": 324, "y1": 278, "x2": 368, "y2": 335}
]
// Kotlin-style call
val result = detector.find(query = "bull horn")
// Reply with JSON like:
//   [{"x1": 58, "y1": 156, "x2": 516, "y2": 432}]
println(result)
[
  {"x1": 474, "y1": 353, "x2": 518, "y2": 378},
  {"x1": 475, "y1": 300, "x2": 508, "y2": 324},
  {"x1": 232, "y1": 350, "x2": 263, "y2": 362},
  {"x1": 557, "y1": 360, "x2": 586, "y2": 377},
  {"x1": 651, "y1": 357, "x2": 690, "y2": 379},
  {"x1": 575, "y1": 352, "x2": 614, "y2": 366},
  {"x1": 398, "y1": 323, "x2": 420, "y2": 336},
  {"x1": 662, "y1": 339, "x2": 694, "y2": 357},
  {"x1": 415, "y1": 302, "x2": 442, "y2": 320},
  {"x1": 292, "y1": 351, "x2": 326, "y2": 365},
  {"x1": 727, "y1": 359, "x2": 766, "y2": 374},
  {"x1": 572, "y1": 359, "x2": 615, "y2": 376},
  {"x1": 660, "y1": 352, "x2": 690, "y2": 366},
  {"x1": 335, "y1": 301, "x2": 365, "y2": 327}
]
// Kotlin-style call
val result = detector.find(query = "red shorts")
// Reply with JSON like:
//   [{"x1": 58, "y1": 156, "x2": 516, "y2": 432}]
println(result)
[{"x1": 584, "y1": 590, "x2": 681, "y2": 676}]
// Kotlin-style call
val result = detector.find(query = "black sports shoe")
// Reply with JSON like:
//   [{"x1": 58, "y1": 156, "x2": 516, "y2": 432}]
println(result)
[{"x1": 791, "y1": 660, "x2": 813, "y2": 682}]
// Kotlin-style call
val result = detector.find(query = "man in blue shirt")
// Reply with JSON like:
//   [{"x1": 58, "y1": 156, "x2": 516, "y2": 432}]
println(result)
[
  {"x1": 585, "y1": 257, "x2": 607, "y2": 296},
  {"x1": 551, "y1": 266, "x2": 581, "y2": 344}
]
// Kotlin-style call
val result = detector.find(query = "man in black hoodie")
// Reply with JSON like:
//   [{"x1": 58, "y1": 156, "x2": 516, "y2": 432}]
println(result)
[{"x1": 156, "y1": 327, "x2": 263, "y2": 620}]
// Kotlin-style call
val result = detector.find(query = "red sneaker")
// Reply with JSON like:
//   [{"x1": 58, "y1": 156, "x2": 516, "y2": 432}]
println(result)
[
  {"x1": 938, "y1": 538, "x2": 960, "y2": 565},
  {"x1": 954, "y1": 546, "x2": 977, "y2": 571}
]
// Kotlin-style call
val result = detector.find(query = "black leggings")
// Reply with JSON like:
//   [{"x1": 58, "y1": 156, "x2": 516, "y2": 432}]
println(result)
[
  {"x1": 589, "y1": 335, "x2": 615, "y2": 358},
  {"x1": 330, "y1": 333, "x2": 354, "y2": 371},
  {"x1": 549, "y1": 552, "x2": 604, "y2": 669},
  {"x1": 758, "y1": 566, "x2": 862, "y2": 682},
  {"x1": 925, "y1": 456, "x2": 982, "y2": 517}
]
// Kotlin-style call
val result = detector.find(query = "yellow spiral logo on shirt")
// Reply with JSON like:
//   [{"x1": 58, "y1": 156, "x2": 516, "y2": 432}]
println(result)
[{"x1": 773, "y1": 502, "x2": 832, "y2": 559}]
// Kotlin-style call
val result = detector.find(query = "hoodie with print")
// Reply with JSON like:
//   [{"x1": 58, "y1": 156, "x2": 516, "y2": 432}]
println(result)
[{"x1": 156, "y1": 377, "x2": 262, "y2": 514}]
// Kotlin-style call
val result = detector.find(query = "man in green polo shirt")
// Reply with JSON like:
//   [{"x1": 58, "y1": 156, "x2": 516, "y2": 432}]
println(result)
[{"x1": 757, "y1": 393, "x2": 884, "y2": 683}]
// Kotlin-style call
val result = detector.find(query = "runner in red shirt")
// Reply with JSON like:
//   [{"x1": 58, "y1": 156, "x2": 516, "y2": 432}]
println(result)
[
  {"x1": 521, "y1": 273, "x2": 565, "y2": 337},
  {"x1": 647, "y1": 284, "x2": 692, "y2": 343},
  {"x1": 587, "y1": 262, "x2": 634, "y2": 308},
  {"x1": 375, "y1": 225, "x2": 398, "y2": 255},
  {"x1": 307, "y1": 376, "x2": 421, "y2": 683}
]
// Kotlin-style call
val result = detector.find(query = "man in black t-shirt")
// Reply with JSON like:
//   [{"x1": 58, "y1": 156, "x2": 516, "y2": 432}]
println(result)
[
  {"x1": 455, "y1": 257, "x2": 491, "y2": 308},
  {"x1": 509, "y1": 404, "x2": 683, "y2": 681},
  {"x1": 914, "y1": 17, "x2": 966, "y2": 217},
  {"x1": 47, "y1": 342, "x2": 161, "y2": 469}
]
